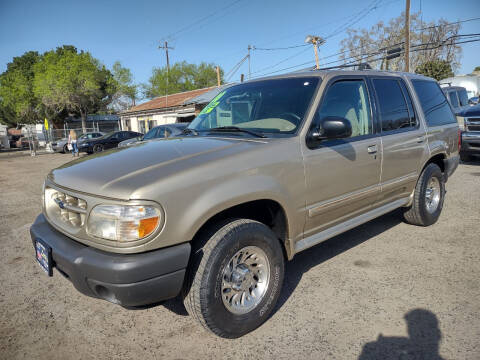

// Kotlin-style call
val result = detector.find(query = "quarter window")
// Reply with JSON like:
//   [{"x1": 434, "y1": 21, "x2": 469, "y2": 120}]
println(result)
[
  {"x1": 373, "y1": 79, "x2": 413, "y2": 132},
  {"x1": 412, "y1": 80, "x2": 457, "y2": 126},
  {"x1": 315, "y1": 80, "x2": 373, "y2": 138},
  {"x1": 458, "y1": 89, "x2": 469, "y2": 107},
  {"x1": 448, "y1": 91, "x2": 459, "y2": 108}
]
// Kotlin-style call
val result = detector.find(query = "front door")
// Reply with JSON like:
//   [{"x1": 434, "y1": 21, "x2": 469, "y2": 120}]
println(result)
[{"x1": 303, "y1": 77, "x2": 381, "y2": 238}]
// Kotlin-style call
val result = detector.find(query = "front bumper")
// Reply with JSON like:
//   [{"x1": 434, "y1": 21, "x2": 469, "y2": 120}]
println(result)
[
  {"x1": 30, "y1": 214, "x2": 190, "y2": 307},
  {"x1": 461, "y1": 132, "x2": 480, "y2": 154}
]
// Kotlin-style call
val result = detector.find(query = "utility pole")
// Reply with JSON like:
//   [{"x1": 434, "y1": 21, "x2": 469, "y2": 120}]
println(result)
[
  {"x1": 305, "y1": 35, "x2": 325, "y2": 69},
  {"x1": 216, "y1": 66, "x2": 221, "y2": 87},
  {"x1": 159, "y1": 41, "x2": 174, "y2": 105},
  {"x1": 247, "y1": 45, "x2": 253, "y2": 79},
  {"x1": 405, "y1": 0, "x2": 411, "y2": 72},
  {"x1": 159, "y1": 41, "x2": 174, "y2": 72}
]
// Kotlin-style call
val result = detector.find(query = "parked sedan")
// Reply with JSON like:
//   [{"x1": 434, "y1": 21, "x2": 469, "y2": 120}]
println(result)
[
  {"x1": 52, "y1": 132, "x2": 104, "y2": 153},
  {"x1": 118, "y1": 123, "x2": 188, "y2": 147},
  {"x1": 79, "y1": 131, "x2": 142, "y2": 154}
]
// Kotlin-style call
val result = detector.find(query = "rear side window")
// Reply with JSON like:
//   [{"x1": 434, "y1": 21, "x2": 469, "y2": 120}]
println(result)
[
  {"x1": 412, "y1": 80, "x2": 456, "y2": 126},
  {"x1": 373, "y1": 79, "x2": 414, "y2": 132},
  {"x1": 448, "y1": 92, "x2": 459, "y2": 108},
  {"x1": 458, "y1": 89, "x2": 469, "y2": 106}
]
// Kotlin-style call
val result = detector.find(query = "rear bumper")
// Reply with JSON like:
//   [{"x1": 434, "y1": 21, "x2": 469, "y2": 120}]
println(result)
[
  {"x1": 30, "y1": 214, "x2": 190, "y2": 307},
  {"x1": 461, "y1": 132, "x2": 480, "y2": 154}
]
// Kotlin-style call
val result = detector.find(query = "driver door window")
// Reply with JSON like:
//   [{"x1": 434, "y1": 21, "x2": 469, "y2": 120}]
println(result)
[{"x1": 315, "y1": 80, "x2": 373, "y2": 138}]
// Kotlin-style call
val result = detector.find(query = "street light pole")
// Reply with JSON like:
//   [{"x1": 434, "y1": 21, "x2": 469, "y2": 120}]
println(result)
[{"x1": 305, "y1": 35, "x2": 325, "y2": 70}]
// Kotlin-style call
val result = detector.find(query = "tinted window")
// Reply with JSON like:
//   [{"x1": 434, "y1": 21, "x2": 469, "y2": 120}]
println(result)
[
  {"x1": 412, "y1": 80, "x2": 456, "y2": 126},
  {"x1": 448, "y1": 91, "x2": 459, "y2": 108},
  {"x1": 143, "y1": 128, "x2": 158, "y2": 140},
  {"x1": 458, "y1": 89, "x2": 469, "y2": 106},
  {"x1": 398, "y1": 80, "x2": 417, "y2": 127},
  {"x1": 373, "y1": 79, "x2": 412, "y2": 132},
  {"x1": 316, "y1": 80, "x2": 373, "y2": 138}
]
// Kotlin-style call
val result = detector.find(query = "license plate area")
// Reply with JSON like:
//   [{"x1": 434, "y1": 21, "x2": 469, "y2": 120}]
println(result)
[{"x1": 35, "y1": 239, "x2": 53, "y2": 276}]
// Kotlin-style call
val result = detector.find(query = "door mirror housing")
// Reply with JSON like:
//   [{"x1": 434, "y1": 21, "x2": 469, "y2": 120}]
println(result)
[{"x1": 307, "y1": 117, "x2": 352, "y2": 146}]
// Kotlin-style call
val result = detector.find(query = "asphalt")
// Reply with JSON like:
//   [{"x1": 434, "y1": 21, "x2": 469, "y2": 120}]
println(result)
[{"x1": 0, "y1": 152, "x2": 479, "y2": 359}]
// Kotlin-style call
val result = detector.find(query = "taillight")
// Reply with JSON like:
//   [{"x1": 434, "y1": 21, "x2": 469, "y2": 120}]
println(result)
[{"x1": 458, "y1": 129, "x2": 462, "y2": 150}]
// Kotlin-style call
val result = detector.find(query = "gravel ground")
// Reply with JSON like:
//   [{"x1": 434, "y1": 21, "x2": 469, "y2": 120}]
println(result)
[{"x1": 0, "y1": 152, "x2": 479, "y2": 360}]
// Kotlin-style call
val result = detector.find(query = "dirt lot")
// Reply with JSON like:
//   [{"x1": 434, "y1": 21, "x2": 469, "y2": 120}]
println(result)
[{"x1": 0, "y1": 152, "x2": 479, "y2": 359}]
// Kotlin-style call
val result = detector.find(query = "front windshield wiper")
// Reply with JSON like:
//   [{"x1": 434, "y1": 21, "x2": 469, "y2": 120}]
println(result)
[
  {"x1": 208, "y1": 126, "x2": 266, "y2": 138},
  {"x1": 181, "y1": 128, "x2": 199, "y2": 136}
]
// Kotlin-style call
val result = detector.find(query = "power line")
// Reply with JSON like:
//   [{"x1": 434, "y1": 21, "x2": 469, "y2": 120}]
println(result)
[
  {"x1": 415, "y1": 17, "x2": 480, "y2": 31},
  {"x1": 161, "y1": 0, "x2": 244, "y2": 41},
  {"x1": 253, "y1": 44, "x2": 310, "y2": 51},
  {"x1": 247, "y1": 36, "x2": 480, "y2": 80}
]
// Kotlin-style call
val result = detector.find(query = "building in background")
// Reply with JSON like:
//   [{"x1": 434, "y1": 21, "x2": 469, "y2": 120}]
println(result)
[{"x1": 120, "y1": 85, "x2": 233, "y2": 133}]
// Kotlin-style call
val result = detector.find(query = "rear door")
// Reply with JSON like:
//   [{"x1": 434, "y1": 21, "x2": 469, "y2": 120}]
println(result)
[
  {"x1": 371, "y1": 77, "x2": 429, "y2": 206},
  {"x1": 303, "y1": 76, "x2": 381, "y2": 238}
]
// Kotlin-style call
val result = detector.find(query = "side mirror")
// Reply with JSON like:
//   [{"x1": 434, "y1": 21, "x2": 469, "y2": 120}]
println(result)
[{"x1": 307, "y1": 117, "x2": 352, "y2": 146}]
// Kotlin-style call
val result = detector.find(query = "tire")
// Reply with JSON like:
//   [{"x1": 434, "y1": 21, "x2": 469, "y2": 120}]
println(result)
[
  {"x1": 403, "y1": 163, "x2": 445, "y2": 226},
  {"x1": 93, "y1": 144, "x2": 104, "y2": 153},
  {"x1": 183, "y1": 219, "x2": 285, "y2": 338},
  {"x1": 460, "y1": 152, "x2": 471, "y2": 163},
  {"x1": 63, "y1": 144, "x2": 69, "y2": 154}
]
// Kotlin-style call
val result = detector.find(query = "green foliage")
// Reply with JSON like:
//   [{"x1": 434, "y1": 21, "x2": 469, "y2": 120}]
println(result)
[
  {"x1": 0, "y1": 51, "x2": 41, "y2": 126},
  {"x1": 474, "y1": 66, "x2": 480, "y2": 72},
  {"x1": 33, "y1": 46, "x2": 116, "y2": 130},
  {"x1": 143, "y1": 61, "x2": 223, "y2": 99},
  {"x1": 111, "y1": 61, "x2": 137, "y2": 110},
  {"x1": 415, "y1": 60, "x2": 454, "y2": 81}
]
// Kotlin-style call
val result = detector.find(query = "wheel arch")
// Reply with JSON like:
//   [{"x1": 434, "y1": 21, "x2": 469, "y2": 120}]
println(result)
[{"x1": 190, "y1": 199, "x2": 292, "y2": 260}]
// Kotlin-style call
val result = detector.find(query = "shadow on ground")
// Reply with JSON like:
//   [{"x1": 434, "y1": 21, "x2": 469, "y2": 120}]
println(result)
[
  {"x1": 160, "y1": 209, "x2": 404, "y2": 318},
  {"x1": 358, "y1": 308, "x2": 444, "y2": 360}
]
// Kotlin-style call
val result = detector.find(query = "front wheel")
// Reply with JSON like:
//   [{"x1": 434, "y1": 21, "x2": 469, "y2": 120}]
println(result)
[
  {"x1": 93, "y1": 144, "x2": 104, "y2": 153},
  {"x1": 183, "y1": 219, "x2": 285, "y2": 338},
  {"x1": 403, "y1": 163, "x2": 445, "y2": 226}
]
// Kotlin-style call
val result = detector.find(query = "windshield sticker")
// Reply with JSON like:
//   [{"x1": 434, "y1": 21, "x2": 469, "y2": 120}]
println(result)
[{"x1": 199, "y1": 91, "x2": 226, "y2": 115}]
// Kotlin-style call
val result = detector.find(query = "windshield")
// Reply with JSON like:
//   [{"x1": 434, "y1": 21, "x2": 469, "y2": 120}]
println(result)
[{"x1": 188, "y1": 77, "x2": 319, "y2": 135}]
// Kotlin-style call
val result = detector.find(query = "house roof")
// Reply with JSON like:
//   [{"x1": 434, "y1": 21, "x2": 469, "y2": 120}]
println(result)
[
  {"x1": 183, "y1": 83, "x2": 235, "y2": 105},
  {"x1": 126, "y1": 87, "x2": 216, "y2": 113}
]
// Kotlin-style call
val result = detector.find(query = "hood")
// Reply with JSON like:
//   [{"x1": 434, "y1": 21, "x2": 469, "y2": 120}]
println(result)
[
  {"x1": 48, "y1": 136, "x2": 266, "y2": 199},
  {"x1": 458, "y1": 104, "x2": 480, "y2": 117}
]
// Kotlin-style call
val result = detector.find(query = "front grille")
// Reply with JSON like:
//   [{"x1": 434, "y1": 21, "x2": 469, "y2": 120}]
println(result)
[
  {"x1": 466, "y1": 117, "x2": 480, "y2": 132},
  {"x1": 45, "y1": 187, "x2": 87, "y2": 228}
]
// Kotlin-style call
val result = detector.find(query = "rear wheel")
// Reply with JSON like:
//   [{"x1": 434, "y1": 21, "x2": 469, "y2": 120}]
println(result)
[
  {"x1": 93, "y1": 144, "x2": 104, "y2": 153},
  {"x1": 63, "y1": 144, "x2": 69, "y2": 154},
  {"x1": 403, "y1": 163, "x2": 445, "y2": 226},
  {"x1": 183, "y1": 219, "x2": 285, "y2": 338}
]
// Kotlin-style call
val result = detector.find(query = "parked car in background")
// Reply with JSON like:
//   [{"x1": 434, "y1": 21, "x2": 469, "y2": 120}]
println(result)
[
  {"x1": 78, "y1": 130, "x2": 142, "y2": 154},
  {"x1": 31, "y1": 70, "x2": 459, "y2": 338},
  {"x1": 457, "y1": 104, "x2": 480, "y2": 162},
  {"x1": 52, "y1": 132, "x2": 104, "y2": 153},
  {"x1": 118, "y1": 123, "x2": 189, "y2": 147},
  {"x1": 469, "y1": 96, "x2": 479, "y2": 105},
  {"x1": 442, "y1": 85, "x2": 470, "y2": 114}
]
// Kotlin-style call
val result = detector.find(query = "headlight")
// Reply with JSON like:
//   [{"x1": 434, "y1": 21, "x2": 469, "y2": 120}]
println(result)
[{"x1": 87, "y1": 205, "x2": 161, "y2": 241}]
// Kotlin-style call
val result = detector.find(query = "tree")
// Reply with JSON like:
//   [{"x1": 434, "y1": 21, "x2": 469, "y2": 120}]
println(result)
[
  {"x1": 143, "y1": 61, "x2": 223, "y2": 99},
  {"x1": 339, "y1": 13, "x2": 462, "y2": 72},
  {"x1": 33, "y1": 46, "x2": 116, "y2": 131},
  {"x1": 110, "y1": 61, "x2": 137, "y2": 111},
  {"x1": 415, "y1": 60, "x2": 454, "y2": 80},
  {"x1": 0, "y1": 51, "x2": 41, "y2": 126}
]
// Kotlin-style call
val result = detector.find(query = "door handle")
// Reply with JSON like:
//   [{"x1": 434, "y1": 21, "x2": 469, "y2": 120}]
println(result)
[
  {"x1": 417, "y1": 136, "x2": 425, "y2": 143},
  {"x1": 367, "y1": 145, "x2": 378, "y2": 154}
]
